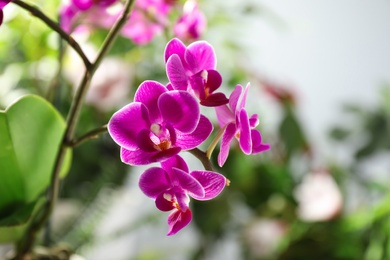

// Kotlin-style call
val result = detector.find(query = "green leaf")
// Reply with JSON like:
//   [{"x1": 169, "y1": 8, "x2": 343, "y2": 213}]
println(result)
[{"x1": 0, "y1": 95, "x2": 72, "y2": 242}]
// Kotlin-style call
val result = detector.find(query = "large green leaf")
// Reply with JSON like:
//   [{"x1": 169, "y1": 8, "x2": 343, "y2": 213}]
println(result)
[{"x1": 0, "y1": 95, "x2": 72, "y2": 242}]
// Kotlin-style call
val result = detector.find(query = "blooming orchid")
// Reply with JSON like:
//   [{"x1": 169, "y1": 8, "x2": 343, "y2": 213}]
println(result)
[
  {"x1": 139, "y1": 155, "x2": 227, "y2": 235},
  {"x1": 0, "y1": 0, "x2": 12, "y2": 27},
  {"x1": 215, "y1": 83, "x2": 270, "y2": 166},
  {"x1": 165, "y1": 38, "x2": 228, "y2": 107},
  {"x1": 108, "y1": 80, "x2": 213, "y2": 165}
]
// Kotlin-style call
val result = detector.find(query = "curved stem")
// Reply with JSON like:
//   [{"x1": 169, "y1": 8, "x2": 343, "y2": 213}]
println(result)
[
  {"x1": 206, "y1": 125, "x2": 227, "y2": 159},
  {"x1": 15, "y1": 0, "x2": 135, "y2": 257},
  {"x1": 68, "y1": 125, "x2": 108, "y2": 147},
  {"x1": 188, "y1": 148, "x2": 214, "y2": 172},
  {"x1": 12, "y1": 0, "x2": 92, "y2": 69}
]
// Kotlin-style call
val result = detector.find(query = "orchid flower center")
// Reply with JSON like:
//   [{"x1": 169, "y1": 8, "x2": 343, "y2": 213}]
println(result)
[
  {"x1": 150, "y1": 123, "x2": 172, "y2": 151},
  {"x1": 163, "y1": 193, "x2": 182, "y2": 210}
]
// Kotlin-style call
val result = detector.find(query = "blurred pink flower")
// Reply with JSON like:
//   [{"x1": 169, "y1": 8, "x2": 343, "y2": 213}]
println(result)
[
  {"x1": 174, "y1": 0, "x2": 206, "y2": 42},
  {"x1": 60, "y1": 0, "x2": 174, "y2": 45},
  {"x1": 63, "y1": 38, "x2": 132, "y2": 111},
  {"x1": 244, "y1": 218, "x2": 287, "y2": 259},
  {"x1": 294, "y1": 169, "x2": 343, "y2": 222}
]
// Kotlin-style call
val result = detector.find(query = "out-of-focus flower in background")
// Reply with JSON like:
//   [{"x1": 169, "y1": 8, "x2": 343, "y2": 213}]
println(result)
[
  {"x1": 63, "y1": 35, "x2": 132, "y2": 112},
  {"x1": 244, "y1": 218, "x2": 287, "y2": 259},
  {"x1": 294, "y1": 169, "x2": 343, "y2": 222},
  {"x1": 174, "y1": 0, "x2": 206, "y2": 42}
]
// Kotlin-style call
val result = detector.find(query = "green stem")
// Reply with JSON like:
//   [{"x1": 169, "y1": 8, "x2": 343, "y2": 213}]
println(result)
[
  {"x1": 15, "y1": 0, "x2": 135, "y2": 257},
  {"x1": 68, "y1": 125, "x2": 108, "y2": 147},
  {"x1": 188, "y1": 148, "x2": 214, "y2": 172},
  {"x1": 206, "y1": 125, "x2": 227, "y2": 159},
  {"x1": 12, "y1": 0, "x2": 92, "y2": 69}
]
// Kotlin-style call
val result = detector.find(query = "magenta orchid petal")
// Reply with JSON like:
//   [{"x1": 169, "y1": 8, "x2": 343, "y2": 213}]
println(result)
[
  {"x1": 172, "y1": 168, "x2": 204, "y2": 199},
  {"x1": 134, "y1": 80, "x2": 167, "y2": 123},
  {"x1": 166, "y1": 54, "x2": 189, "y2": 91},
  {"x1": 249, "y1": 114, "x2": 259, "y2": 128},
  {"x1": 189, "y1": 71, "x2": 207, "y2": 100},
  {"x1": 175, "y1": 115, "x2": 213, "y2": 150},
  {"x1": 136, "y1": 129, "x2": 158, "y2": 152},
  {"x1": 174, "y1": 189, "x2": 191, "y2": 212},
  {"x1": 156, "y1": 192, "x2": 175, "y2": 212},
  {"x1": 139, "y1": 167, "x2": 171, "y2": 198},
  {"x1": 72, "y1": 0, "x2": 93, "y2": 10},
  {"x1": 238, "y1": 83, "x2": 250, "y2": 110},
  {"x1": 218, "y1": 122, "x2": 237, "y2": 167},
  {"x1": 186, "y1": 41, "x2": 216, "y2": 72},
  {"x1": 120, "y1": 146, "x2": 181, "y2": 165},
  {"x1": 161, "y1": 155, "x2": 189, "y2": 173},
  {"x1": 201, "y1": 92, "x2": 229, "y2": 107},
  {"x1": 238, "y1": 108, "x2": 252, "y2": 155},
  {"x1": 158, "y1": 91, "x2": 200, "y2": 133},
  {"x1": 164, "y1": 38, "x2": 186, "y2": 63},
  {"x1": 251, "y1": 129, "x2": 271, "y2": 154},
  {"x1": 229, "y1": 84, "x2": 243, "y2": 113},
  {"x1": 190, "y1": 171, "x2": 226, "y2": 200},
  {"x1": 167, "y1": 208, "x2": 192, "y2": 236},
  {"x1": 108, "y1": 102, "x2": 151, "y2": 150},
  {"x1": 215, "y1": 105, "x2": 235, "y2": 128},
  {"x1": 205, "y1": 70, "x2": 222, "y2": 93}
]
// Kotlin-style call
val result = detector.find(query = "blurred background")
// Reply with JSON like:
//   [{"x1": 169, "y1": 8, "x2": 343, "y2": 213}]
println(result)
[{"x1": 1, "y1": 0, "x2": 390, "y2": 259}]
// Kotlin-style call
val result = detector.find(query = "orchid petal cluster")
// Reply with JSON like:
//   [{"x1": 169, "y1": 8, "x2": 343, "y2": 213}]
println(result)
[
  {"x1": 165, "y1": 38, "x2": 228, "y2": 107},
  {"x1": 215, "y1": 83, "x2": 271, "y2": 167},
  {"x1": 60, "y1": 0, "x2": 207, "y2": 45},
  {"x1": 0, "y1": 0, "x2": 12, "y2": 27},
  {"x1": 139, "y1": 155, "x2": 226, "y2": 235},
  {"x1": 108, "y1": 38, "x2": 269, "y2": 235}
]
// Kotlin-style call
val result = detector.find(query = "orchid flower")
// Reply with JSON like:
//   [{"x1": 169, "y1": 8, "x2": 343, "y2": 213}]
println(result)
[
  {"x1": 174, "y1": 0, "x2": 206, "y2": 41},
  {"x1": 165, "y1": 38, "x2": 229, "y2": 107},
  {"x1": 0, "y1": 0, "x2": 12, "y2": 27},
  {"x1": 139, "y1": 155, "x2": 227, "y2": 235},
  {"x1": 108, "y1": 80, "x2": 213, "y2": 165},
  {"x1": 215, "y1": 83, "x2": 270, "y2": 166}
]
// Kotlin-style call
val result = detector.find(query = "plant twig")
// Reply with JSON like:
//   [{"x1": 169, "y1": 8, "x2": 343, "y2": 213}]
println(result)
[
  {"x1": 11, "y1": 0, "x2": 91, "y2": 68},
  {"x1": 188, "y1": 148, "x2": 214, "y2": 172},
  {"x1": 68, "y1": 125, "x2": 108, "y2": 147},
  {"x1": 15, "y1": 0, "x2": 135, "y2": 257}
]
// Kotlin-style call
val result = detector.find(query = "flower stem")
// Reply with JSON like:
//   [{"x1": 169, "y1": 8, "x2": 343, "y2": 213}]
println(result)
[
  {"x1": 188, "y1": 148, "x2": 214, "y2": 171},
  {"x1": 206, "y1": 125, "x2": 227, "y2": 159},
  {"x1": 12, "y1": 0, "x2": 92, "y2": 69},
  {"x1": 14, "y1": 0, "x2": 135, "y2": 257},
  {"x1": 68, "y1": 125, "x2": 108, "y2": 147}
]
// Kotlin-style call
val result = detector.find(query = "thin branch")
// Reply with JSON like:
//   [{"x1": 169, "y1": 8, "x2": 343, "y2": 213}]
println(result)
[
  {"x1": 92, "y1": 0, "x2": 134, "y2": 72},
  {"x1": 15, "y1": 0, "x2": 135, "y2": 257},
  {"x1": 11, "y1": 0, "x2": 91, "y2": 68},
  {"x1": 188, "y1": 148, "x2": 214, "y2": 172},
  {"x1": 68, "y1": 125, "x2": 108, "y2": 147}
]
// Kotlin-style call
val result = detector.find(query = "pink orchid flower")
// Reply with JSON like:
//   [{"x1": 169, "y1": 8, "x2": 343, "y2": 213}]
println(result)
[
  {"x1": 215, "y1": 83, "x2": 270, "y2": 166},
  {"x1": 108, "y1": 80, "x2": 213, "y2": 165},
  {"x1": 139, "y1": 155, "x2": 227, "y2": 235},
  {"x1": 165, "y1": 38, "x2": 229, "y2": 107}
]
